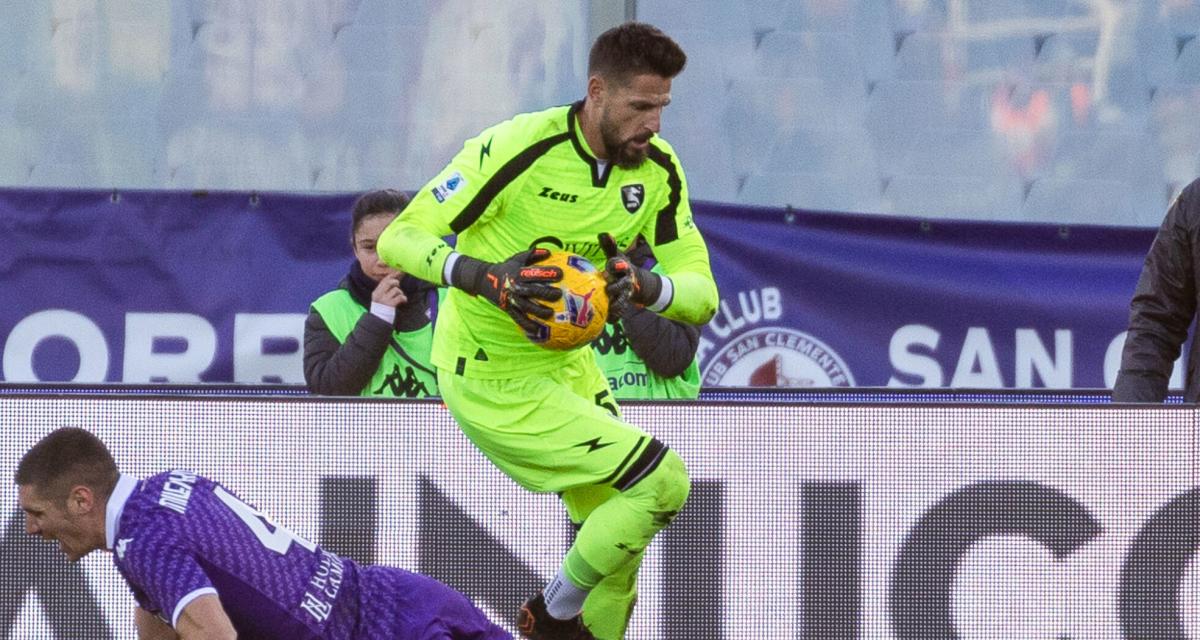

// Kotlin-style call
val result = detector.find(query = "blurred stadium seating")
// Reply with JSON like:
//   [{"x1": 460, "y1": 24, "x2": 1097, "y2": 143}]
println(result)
[{"x1": 1, "y1": 0, "x2": 1197, "y2": 226}]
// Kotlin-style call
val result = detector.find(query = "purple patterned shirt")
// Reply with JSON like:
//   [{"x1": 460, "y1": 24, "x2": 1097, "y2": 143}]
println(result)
[{"x1": 108, "y1": 472, "x2": 358, "y2": 639}]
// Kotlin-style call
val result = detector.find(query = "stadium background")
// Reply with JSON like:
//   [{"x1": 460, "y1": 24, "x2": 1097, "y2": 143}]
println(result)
[{"x1": 1, "y1": 1, "x2": 1199, "y2": 638}]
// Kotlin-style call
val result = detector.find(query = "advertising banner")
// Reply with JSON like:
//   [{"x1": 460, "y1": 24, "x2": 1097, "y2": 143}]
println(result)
[
  {"x1": 694, "y1": 202, "x2": 1161, "y2": 391},
  {"x1": 0, "y1": 398, "x2": 1195, "y2": 638},
  {"x1": 0, "y1": 189, "x2": 1162, "y2": 390}
]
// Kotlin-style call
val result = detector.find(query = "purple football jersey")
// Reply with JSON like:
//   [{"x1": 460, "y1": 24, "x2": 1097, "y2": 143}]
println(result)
[{"x1": 109, "y1": 471, "x2": 511, "y2": 639}]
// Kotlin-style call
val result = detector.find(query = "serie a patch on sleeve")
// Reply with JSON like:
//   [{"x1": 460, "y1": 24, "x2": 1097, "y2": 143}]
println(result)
[{"x1": 432, "y1": 171, "x2": 467, "y2": 203}]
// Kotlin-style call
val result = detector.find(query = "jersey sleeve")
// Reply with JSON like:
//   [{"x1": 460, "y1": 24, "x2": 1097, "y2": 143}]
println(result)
[
  {"x1": 378, "y1": 115, "x2": 535, "y2": 284},
  {"x1": 117, "y1": 530, "x2": 216, "y2": 629},
  {"x1": 641, "y1": 143, "x2": 718, "y2": 325}
]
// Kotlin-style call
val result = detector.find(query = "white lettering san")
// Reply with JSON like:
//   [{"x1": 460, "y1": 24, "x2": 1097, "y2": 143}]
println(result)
[
  {"x1": 123, "y1": 313, "x2": 216, "y2": 382},
  {"x1": 888, "y1": 325, "x2": 944, "y2": 387},
  {"x1": 703, "y1": 360, "x2": 728, "y2": 385},
  {"x1": 951, "y1": 327, "x2": 1002, "y2": 387},
  {"x1": 724, "y1": 335, "x2": 760, "y2": 364},
  {"x1": 707, "y1": 287, "x2": 782, "y2": 339},
  {"x1": 1014, "y1": 329, "x2": 1072, "y2": 388},
  {"x1": 2, "y1": 310, "x2": 109, "y2": 382},
  {"x1": 889, "y1": 325, "x2": 1079, "y2": 388}
]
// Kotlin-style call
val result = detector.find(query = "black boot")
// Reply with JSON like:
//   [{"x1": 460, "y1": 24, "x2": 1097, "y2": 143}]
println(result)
[{"x1": 516, "y1": 592, "x2": 595, "y2": 639}]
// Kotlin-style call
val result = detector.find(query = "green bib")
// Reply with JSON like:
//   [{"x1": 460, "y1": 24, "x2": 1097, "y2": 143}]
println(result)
[
  {"x1": 591, "y1": 320, "x2": 700, "y2": 400},
  {"x1": 311, "y1": 289, "x2": 438, "y2": 398}
]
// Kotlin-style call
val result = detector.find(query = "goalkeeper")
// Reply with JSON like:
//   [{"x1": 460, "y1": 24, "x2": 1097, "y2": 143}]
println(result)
[{"x1": 378, "y1": 21, "x2": 716, "y2": 640}]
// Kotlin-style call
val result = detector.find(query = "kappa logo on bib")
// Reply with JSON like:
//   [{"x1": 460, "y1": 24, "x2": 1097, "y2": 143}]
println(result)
[
  {"x1": 620, "y1": 184, "x2": 644, "y2": 213},
  {"x1": 702, "y1": 327, "x2": 854, "y2": 387}
]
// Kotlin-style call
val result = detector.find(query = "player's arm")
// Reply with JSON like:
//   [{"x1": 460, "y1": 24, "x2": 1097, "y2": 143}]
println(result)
[
  {"x1": 134, "y1": 596, "x2": 236, "y2": 640},
  {"x1": 622, "y1": 306, "x2": 701, "y2": 378},
  {"x1": 642, "y1": 227, "x2": 718, "y2": 324},
  {"x1": 123, "y1": 533, "x2": 236, "y2": 640},
  {"x1": 377, "y1": 122, "x2": 565, "y2": 334},
  {"x1": 135, "y1": 606, "x2": 179, "y2": 640},
  {"x1": 173, "y1": 593, "x2": 237, "y2": 639},
  {"x1": 377, "y1": 120, "x2": 512, "y2": 284}
]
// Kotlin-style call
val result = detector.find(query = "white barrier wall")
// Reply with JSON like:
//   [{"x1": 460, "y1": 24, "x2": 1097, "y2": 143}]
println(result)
[{"x1": 0, "y1": 397, "x2": 1196, "y2": 639}]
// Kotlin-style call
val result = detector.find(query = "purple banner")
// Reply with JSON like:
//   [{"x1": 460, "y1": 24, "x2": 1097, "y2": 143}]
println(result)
[
  {"x1": 695, "y1": 202, "x2": 1157, "y2": 390},
  {"x1": 0, "y1": 189, "x2": 1159, "y2": 389},
  {"x1": 1, "y1": 189, "x2": 353, "y2": 384}
]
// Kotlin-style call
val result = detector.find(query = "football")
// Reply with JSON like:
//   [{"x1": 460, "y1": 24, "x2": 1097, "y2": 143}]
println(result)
[{"x1": 523, "y1": 251, "x2": 609, "y2": 350}]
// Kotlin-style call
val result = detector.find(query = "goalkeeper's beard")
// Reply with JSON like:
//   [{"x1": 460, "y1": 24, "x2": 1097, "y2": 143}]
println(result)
[{"x1": 600, "y1": 118, "x2": 652, "y2": 169}]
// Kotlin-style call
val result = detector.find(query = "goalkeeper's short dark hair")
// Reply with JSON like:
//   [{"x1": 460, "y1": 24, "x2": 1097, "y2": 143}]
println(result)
[
  {"x1": 350, "y1": 188, "x2": 411, "y2": 245},
  {"x1": 16, "y1": 427, "x2": 119, "y2": 502},
  {"x1": 589, "y1": 22, "x2": 687, "y2": 85}
]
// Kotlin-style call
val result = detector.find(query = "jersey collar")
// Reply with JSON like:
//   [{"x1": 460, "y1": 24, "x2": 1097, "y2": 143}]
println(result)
[
  {"x1": 567, "y1": 100, "x2": 613, "y2": 188},
  {"x1": 105, "y1": 474, "x2": 140, "y2": 550}
]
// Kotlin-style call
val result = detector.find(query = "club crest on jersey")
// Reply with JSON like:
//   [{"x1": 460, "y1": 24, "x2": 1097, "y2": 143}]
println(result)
[
  {"x1": 432, "y1": 171, "x2": 466, "y2": 203},
  {"x1": 620, "y1": 184, "x2": 644, "y2": 213}
]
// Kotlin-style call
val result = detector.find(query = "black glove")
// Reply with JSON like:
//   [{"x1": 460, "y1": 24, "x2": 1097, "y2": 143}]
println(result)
[
  {"x1": 449, "y1": 248, "x2": 563, "y2": 335},
  {"x1": 598, "y1": 233, "x2": 663, "y2": 322}
]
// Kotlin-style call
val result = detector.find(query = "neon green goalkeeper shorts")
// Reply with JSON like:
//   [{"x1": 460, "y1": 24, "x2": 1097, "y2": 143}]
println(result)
[{"x1": 436, "y1": 354, "x2": 665, "y2": 495}]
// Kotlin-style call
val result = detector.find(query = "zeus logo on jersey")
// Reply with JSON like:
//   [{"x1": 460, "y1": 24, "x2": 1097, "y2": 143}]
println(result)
[
  {"x1": 538, "y1": 186, "x2": 578, "y2": 203},
  {"x1": 431, "y1": 172, "x2": 466, "y2": 203},
  {"x1": 158, "y1": 469, "x2": 198, "y2": 515}
]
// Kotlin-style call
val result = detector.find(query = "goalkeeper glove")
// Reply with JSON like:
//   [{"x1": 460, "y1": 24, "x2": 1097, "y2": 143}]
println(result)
[
  {"x1": 598, "y1": 232, "x2": 664, "y2": 322},
  {"x1": 449, "y1": 248, "x2": 563, "y2": 335}
]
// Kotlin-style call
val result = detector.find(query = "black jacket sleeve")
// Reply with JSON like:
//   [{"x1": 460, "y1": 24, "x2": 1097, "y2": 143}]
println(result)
[
  {"x1": 303, "y1": 308, "x2": 393, "y2": 395},
  {"x1": 1113, "y1": 181, "x2": 1199, "y2": 402},
  {"x1": 621, "y1": 305, "x2": 701, "y2": 378}
]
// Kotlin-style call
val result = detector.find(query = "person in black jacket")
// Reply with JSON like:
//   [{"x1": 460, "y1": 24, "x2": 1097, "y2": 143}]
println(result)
[
  {"x1": 1113, "y1": 177, "x2": 1200, "y2": 402},
  {"x1": 304, "y1": 189, "x2": 438, "y2": 397},
  {"x1": 590, "y1": 236, "x2": 700, "y2": 400}
]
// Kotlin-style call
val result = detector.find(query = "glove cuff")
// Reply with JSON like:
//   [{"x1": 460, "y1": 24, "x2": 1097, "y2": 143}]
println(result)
[
  {"x1": 633, "y1": 268, "x2": 666, "y2": 309},
  {"x1": 448, "y1": 254, "x2": 490, "y2": 296}
]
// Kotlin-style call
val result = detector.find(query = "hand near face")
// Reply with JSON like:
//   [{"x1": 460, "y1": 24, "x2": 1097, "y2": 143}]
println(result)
[{"x1": 372, "y1": 273, "x2": 408, "y2": 308}]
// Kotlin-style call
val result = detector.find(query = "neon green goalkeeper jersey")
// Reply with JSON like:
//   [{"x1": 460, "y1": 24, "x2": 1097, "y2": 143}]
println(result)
[{"x1": 378, "y1": 101, "x2": 718, "y2": 378}]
